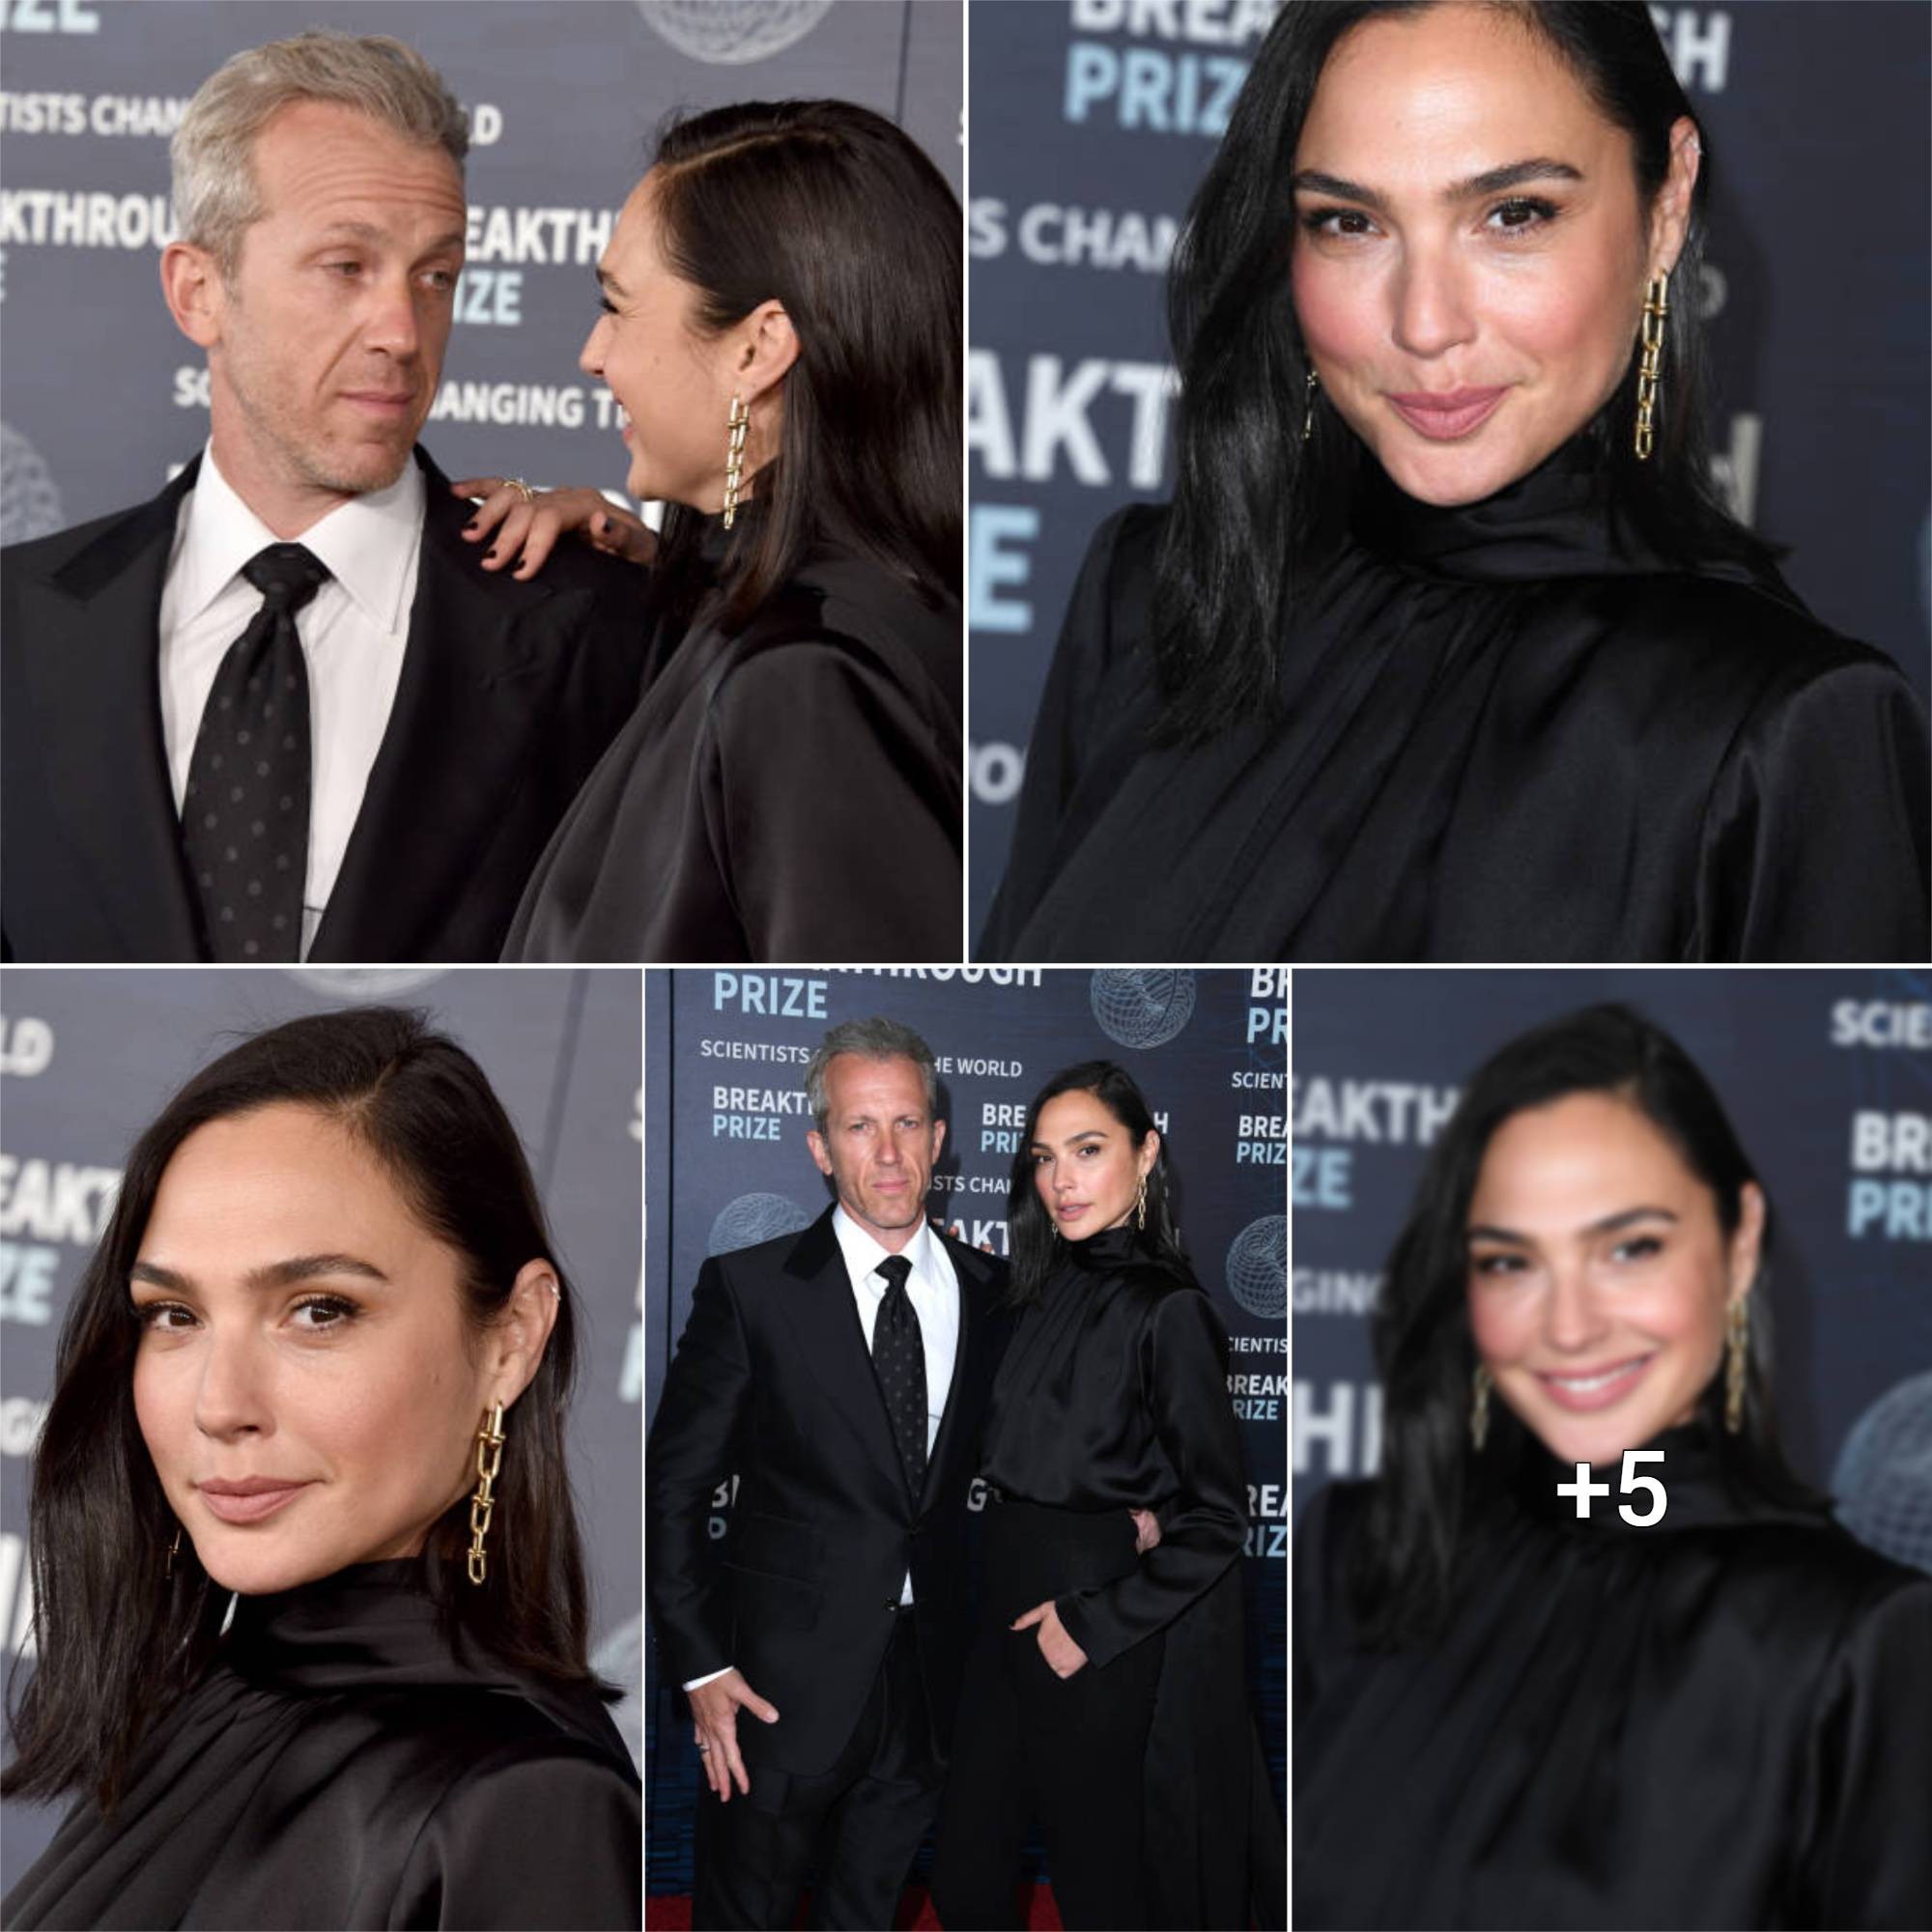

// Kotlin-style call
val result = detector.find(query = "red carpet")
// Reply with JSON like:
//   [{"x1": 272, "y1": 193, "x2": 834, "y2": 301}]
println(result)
[{"x1": 646, "y1": 1883, "x2": 1065, "y2": 1928}]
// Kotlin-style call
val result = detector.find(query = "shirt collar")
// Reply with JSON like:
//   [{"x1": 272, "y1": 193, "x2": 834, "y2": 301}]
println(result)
[
  {"x1": 832, "y1": 1204, "x2": 937, "y2": 1290},
  {"x1": 174, "y1": 441, "x2": 425, "y2": 634}
]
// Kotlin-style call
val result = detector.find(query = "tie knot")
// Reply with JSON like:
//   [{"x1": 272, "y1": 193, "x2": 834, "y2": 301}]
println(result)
[
  {"x1": 242, "y1": 543, "x2": 329, "y2": 613},
  {"x1": 876, "y1": 1255, "x2": 913, "y2": 1292}
]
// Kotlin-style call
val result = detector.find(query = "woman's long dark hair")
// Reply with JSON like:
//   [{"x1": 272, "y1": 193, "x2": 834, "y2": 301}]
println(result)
[
  {"x1": 1155, "y1": 0, "x2": 1781, "y2": 743},
  {"x1": 1349, "y1": 1003, "x2": 1826, "y2": 1650},
  {"x1": 4, "y1": 1008, "x2": 595, "y2": 1808},
  {"x1": 646, "y1": 98, "x2": 961, "y2": 632},
  {"x1": 1005, "y1": 1061, "x2": 1190, "y2": 1306}
]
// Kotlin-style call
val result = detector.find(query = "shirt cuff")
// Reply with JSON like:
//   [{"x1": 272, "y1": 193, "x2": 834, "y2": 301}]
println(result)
[{"x1": 682, "y1": 1665, "x2": 732, "y2": 1691}]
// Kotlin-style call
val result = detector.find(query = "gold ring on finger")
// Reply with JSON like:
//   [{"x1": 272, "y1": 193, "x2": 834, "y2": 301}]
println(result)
[{"x1": 507, "y1": 475, "x2": 535, "y2": 504}]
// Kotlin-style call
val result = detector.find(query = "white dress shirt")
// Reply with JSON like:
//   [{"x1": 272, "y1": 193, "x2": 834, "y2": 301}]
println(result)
[
  {"x1": 684, "y1": 1210, "x2": 961, "y2": 1690},
  {"x1": 157, "y1": 442, "x2": 419, "y2": 957}
]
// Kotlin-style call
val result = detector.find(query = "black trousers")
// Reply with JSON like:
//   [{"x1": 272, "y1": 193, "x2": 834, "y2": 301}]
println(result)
[
  {"x1": 928, "y1": 1501, "x2": 1164, "y2": 1931},
  {"x1": 693, "y1": 1608, "x2": 942, "y2": 1931}
]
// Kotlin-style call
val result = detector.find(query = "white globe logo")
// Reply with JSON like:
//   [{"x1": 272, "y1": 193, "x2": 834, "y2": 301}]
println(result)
[
  {"x1": 1, "y1": 421, "x2": 65, "y2": 546},
  {"x1": 637, "y1": 0, "x2": 834, "y2": 64},
  {"x1": 708, "y1": 1191, "x2": 813, "y2": 1256},
  {"x1": 1833, "y1": 1372, "x2": 1932, "y2": 1576},
  {"x1": 1090, "y1": 970, "x2": 1197, "y2": 1050},
  {"x1": 1226, "y1": 1215, "x2": 1286, "y2": 1321}
]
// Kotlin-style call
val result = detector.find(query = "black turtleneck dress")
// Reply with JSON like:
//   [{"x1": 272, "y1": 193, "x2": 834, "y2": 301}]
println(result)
[
  {"x1": 504, "y1": 521, "x2": 962, "y2": 963},
  {"x1": 2, "y1": 1563, "x2": 641, "y2": 1931},
  {"x1": 980, "y1": 444, "x2": 1930, "y2": 961},
  {"x1": 931, "y1": 1226, "x2": 1283, "y2": 1931},
  {"x1": 1293, "y1": 1425, "x2": 1932, "y2": 1930}
]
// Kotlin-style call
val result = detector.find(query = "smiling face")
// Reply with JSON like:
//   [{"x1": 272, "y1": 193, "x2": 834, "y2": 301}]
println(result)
[
  {"x1": 1290, "y1": 2, "x2": 1697, "y2": 505},
  {"x1": 130, "y1": 1102, "x2": 501, "y2": 1596},
  {"x1": 169, "y1": 99, "x2": 466, "y2": 533},
  {"x1": 1464, "y1": 1090, "x2": 1763, "y2": 1467},
  {"x1": 582, "y1": 171, "x2": 740, "y2": 510},
  {"x1": 1031, "y1": 1089, "x2": 1159, "y2": 1241},
  {"x1": 807, "y1": 1054, "x2": 945, "y2": 1251}
]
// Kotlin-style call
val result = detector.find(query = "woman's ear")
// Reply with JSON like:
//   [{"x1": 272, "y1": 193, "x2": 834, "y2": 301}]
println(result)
[
  {"x1": 1648, "y1": 115, "x2": 1702, "y2": 279},
  {"x1": 1728, "y1": 1181, "x2": 1766, "y2": 1306},
  {"x1": 1139, "y1": 1131, "x2": 1162, "y2": 1180},
  {"x1": 492, "y1": 1261, "x2": 561, "y2": 1409}
]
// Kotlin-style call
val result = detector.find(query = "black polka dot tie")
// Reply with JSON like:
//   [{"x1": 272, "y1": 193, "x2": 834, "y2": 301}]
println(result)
[
  {"x1": 181, "y1": 543, "x2": 327, "y2": 962},
  {"x1": 871, "y1": 1255, "x2": 927, "y2": 1498}
]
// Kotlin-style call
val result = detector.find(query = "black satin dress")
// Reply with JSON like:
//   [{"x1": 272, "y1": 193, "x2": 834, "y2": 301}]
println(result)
[
  {"x1": 1293, "y1": 1424, "x2": 1932, "y2": 1930},
  {"x1": 981, "y1": 440, "x2": 1931, "y2": 961},
  {"x1": 932, "y1": 1225, "x2": 1284, "y2": 1930},
  {"x1": 504, "y1": 519, "x2": 961, "y2": 962},
  {"x1": 2, "y1": 1562, "x2": 641, "y2": 1930}
]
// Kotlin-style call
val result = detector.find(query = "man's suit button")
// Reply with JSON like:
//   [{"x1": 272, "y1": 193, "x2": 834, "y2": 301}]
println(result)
[{"x1": 884, "y1": 1602, "x2": 897, "y2": 1612}]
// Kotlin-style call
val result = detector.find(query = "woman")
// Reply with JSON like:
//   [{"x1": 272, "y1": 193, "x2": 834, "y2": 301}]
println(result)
[
  {"x1": 1294, "y1": 1004, "x2": 1932, "y2": 1929},
  {"x1": 1, "y1": 1009, "x2": 640, "y2": 1930},
  {"x1": 981, "y1": 1, "x2": 1929, "y2": 962},
  {"x1": 930, "y1": 1063, "x2": 1283, "y2": 1931},
  {"x1": 464, "y1": 98, "x2": 962, "y2": 963}
]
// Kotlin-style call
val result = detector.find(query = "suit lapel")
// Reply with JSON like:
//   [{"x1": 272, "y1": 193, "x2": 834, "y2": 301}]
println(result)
[
  {"x1": 310, "y1": 450, "x2": 587, "y2": 960},
  {"x1": 923, "y1": 1234, "x2": 997, "y2": 1508},
  {"x1": 22, "y1": 464, "x2": 207, "y2": 958},
  {"x1": 778, "y1": 1208, "x2": 914, "y2": 1501}
]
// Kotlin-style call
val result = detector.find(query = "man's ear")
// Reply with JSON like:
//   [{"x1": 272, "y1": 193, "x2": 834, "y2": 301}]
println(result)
[{"x1": 160, "y1": 241, "x2": 226, "y2": 351}]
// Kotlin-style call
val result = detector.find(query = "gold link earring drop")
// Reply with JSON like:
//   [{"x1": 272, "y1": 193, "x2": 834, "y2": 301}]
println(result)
[
  {"x1": 1135, "y1": 1178, "x2": 1148, "y2": 1232},
  {"x1": 1470, "y1": 1364, "x2": 1492, "y2": 1452},
  {"x1": 1302, "y1": 368, "x2": 1319, "y2": 443},
  {"x1": 1634, "y1": 270, "x2": 1669, "y2": 460},
  {"x1": 1724, "y1": 1298, "x2": 1748, "y2": 1434},
  {"x1": 467, "y1": 1402, "x2": 506, "y2": 1585},
  {"x1": 722, "y1": 393, "x2": 750, "y2": 529}
]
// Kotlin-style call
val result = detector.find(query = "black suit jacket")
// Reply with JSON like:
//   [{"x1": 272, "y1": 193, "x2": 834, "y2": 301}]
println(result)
[
  {"x1": 645, "y1": 1208, "x2": 1009, "y2": 1778},
  {"x1": 1, "y1": 448, "x2": 643, "y2": 961}
]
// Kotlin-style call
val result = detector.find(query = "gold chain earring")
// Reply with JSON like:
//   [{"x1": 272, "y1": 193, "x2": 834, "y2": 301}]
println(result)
[
  {"x1": 1135, "y1": 1178, "x2": 1148, "y2": 1232},
  {"x1": 722, "y1": 393, "x2": 750, "y2": 529},
  {"x1": 1724, "y1": 1297, "x2": 1748, "y2": 1434},
  {"x1": 164, "y1": 1525, "x2": 182, "y2": 1580},
  {"x1": 1470, "y1": 1363, "x2": 1492, "y2": 1452},
  {"x1": 1634, "y1": 270, "x2": 1669, "y2": 460},
  {"x1": 467, "y1": 1402, "x2": 506, "y2": 1585},
  {"x1": 1302, "y1": 368, "x2": 1319, "y2": 443}
]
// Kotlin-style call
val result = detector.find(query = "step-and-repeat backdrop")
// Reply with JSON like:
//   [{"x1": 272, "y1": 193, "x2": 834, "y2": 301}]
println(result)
[
  {"x1": 1293, "y1": 967, "x2": 1932, "y2": 1578},
  {"x1": 0, "y1": 966, "x2": 642, "y2": 1884},
  {"x1": 0, "y1": 0, "x2": 960, "y2": 534},
  {"x1": 967, "y1": 1, "x2": 1932, "y2": 935},
  {"x1": 643, "y1": 965, "x2": 1288, "y2": 1901}
]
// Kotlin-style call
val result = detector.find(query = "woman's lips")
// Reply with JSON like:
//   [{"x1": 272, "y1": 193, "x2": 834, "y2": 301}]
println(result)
[
  {"x1": 1387, "y1": 386, "x2": 1509, "y2": 440},
  {"x1": 198, "y1": 1480, "x2": 314, "y2": 1525},
  {"x1": 1055, "y1": 1202, "x2": 1091, "y2": 1221},
  {"x1": 1535, "y1": 1354, "x2": 1654, "y2": 1413}
]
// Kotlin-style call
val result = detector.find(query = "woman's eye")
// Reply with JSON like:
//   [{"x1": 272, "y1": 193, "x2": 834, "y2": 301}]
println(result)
[
  {"x1": 1470, "y1": 1252, "x2": 1524, "y2": 1277},
  {"x1": 134, "y1": 1300, "x2": 196, "y2": 1331},
  {"x1": 291, "y1": 1295, "x2": 357, "y2": 1331},
  {"x1": 1610, "y1": 1236, "x2": 1663, "y2": 1264},
  {"x1": 1302, "y1": 206, "x2": 1378, "y2": 240},
  {"x1": 1486, "y1": 196, "x2": 1558, "y2": 235}
]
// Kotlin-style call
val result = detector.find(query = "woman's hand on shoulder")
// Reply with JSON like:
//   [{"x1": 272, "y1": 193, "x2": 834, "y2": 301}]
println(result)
[{"x1": 452, "y1": 477, "x2": 656, "y2": 579}]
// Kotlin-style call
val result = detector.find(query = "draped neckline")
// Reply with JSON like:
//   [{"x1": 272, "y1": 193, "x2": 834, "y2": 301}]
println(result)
[
  {"x1": 1493, "y1": 1417, "x2": 1832, "y2": 1541},
  {"x1": 1061, "y1": 1221, "x2": 1141, "y2": 1272}
]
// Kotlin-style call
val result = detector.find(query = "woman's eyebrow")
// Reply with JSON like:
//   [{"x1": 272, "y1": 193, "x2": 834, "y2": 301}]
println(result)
[
  {"x1": 1292, "y1": 156, "x2": 1584, "y2": 212},
  {"x1": 1466, "y1": 1206, "x2": 1681, "y2": 1244},
  {"x1": 129, "y1": 1254, "x2": 390, "y2": 1292}
]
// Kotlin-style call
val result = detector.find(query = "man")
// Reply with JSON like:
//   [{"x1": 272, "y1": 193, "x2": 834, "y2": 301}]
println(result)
[
  {"x1": 1, "y1": 32, "x2": 639, "y2": 962},
  {"x1": 646, "y1": 1017, "x2": 1009, "y2": 1930}
]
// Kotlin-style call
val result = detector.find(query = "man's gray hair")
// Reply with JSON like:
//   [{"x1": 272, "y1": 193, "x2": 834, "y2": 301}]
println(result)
[
  {"x1": 805, "y1": 1018, "x2": 940, "y2": 1132},
  {"x1": 171, "y1": 31, "x2": 469, "y2": 278}
]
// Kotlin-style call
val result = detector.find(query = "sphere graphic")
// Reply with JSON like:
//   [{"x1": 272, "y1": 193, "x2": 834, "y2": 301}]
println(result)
[
  {"x1": 709, "y1": 1191, "x2": 813, "y2": 1256},
  {"x1": 637, "y1": 0, "x2": 833, "y2": 64},
  {"x1": 1090, "y1": 970, "x2": 1197, "y2": 1050},
  {"x1": 1833, "y1": 1372, "x2": 1932, "y2": 1576},
  {"x1": 1, "y1": 421, "x2": 65, "y2": 546},
  {"x1": 1226, "y1": 1215, "x2": 1287, "y2": 1321}
]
